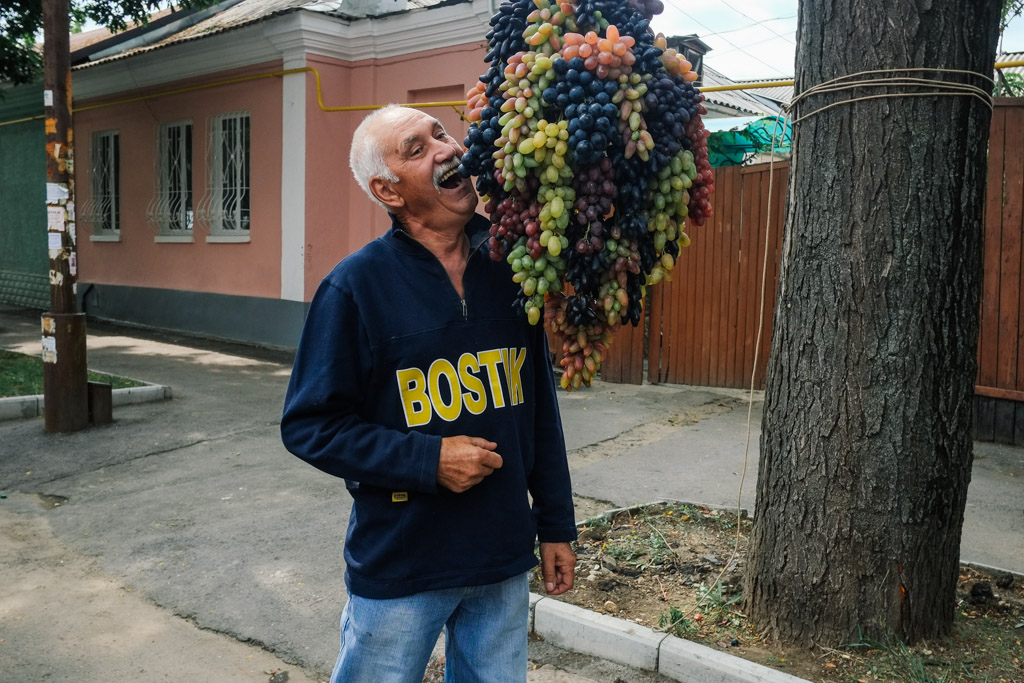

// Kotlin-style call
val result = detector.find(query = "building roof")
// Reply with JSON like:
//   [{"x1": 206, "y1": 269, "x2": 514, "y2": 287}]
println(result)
[
  {"x1": 73, "y1": 0, "x2": 463, "y2": 69},
  {"x1": 726, "y1": 78, "x2": 792, "y2": 108},
  {"x1": 700, "y1": 65, "x2": 784, "y2": 118},
  {"x1": 997, "y1": 50, "x2": 1024, "y2": 75}
]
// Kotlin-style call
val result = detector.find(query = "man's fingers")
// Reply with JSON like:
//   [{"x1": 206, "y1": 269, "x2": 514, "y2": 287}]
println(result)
[
  {"x1": 541, "y1": 550, "x2": 556, "y2": 594},
  {"x1": 479, "y1": 450, "x2": 503, "y2": 470},
  {"x1": 540, "y1": 542, "x2": 576, "y2": 595},
  {"x1": 437, "y1": 436, "x2": 504, "y2": 493}
]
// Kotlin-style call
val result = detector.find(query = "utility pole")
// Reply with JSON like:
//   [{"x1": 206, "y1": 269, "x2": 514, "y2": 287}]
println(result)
[{"x1": 42, "y1": 0, "x2": 88, "y2": 432}]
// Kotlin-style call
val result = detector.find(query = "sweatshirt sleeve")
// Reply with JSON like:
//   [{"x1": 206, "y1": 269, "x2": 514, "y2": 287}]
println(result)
[
  {"x1": 527, "y1": 325, "x2": 579, "y2": 543},
  {"x1": 281, "y1": 278, "x2": 441, "y2": 493}
]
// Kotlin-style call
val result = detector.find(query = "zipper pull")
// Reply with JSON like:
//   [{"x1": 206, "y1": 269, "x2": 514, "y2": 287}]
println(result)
[{"x1": 461, "y1": 299, "x2": 468, "y2": 319}]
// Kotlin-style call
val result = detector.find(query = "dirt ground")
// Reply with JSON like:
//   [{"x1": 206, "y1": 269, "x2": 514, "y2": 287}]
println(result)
[{"x1": 532, "y1": 502, "x2": 1024, "y2": 683}]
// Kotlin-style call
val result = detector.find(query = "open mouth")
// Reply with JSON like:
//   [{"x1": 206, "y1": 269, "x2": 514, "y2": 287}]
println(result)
[{"x1": 436, "y1": 165, "x2": 463, "y2": 191}]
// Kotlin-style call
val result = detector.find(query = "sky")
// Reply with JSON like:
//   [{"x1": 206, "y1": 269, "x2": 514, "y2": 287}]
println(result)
[{"x1": 649, "y1": 0, "x2": 1024, "y2": 81}]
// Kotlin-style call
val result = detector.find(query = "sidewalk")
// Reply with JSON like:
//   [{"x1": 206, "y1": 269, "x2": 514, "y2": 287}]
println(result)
[{"x1": 1, "y1": 303, "x2": 1021, "y2": 682}]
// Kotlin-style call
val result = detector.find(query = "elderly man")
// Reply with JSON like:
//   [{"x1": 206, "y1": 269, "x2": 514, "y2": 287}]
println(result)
[{"x1": 281, "y1": 104, "x2": 577, "y2": 683}]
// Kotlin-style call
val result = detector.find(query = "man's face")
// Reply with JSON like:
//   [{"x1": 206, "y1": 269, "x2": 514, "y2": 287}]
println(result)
[{"x1": 371, "y1": 108, "x2": 478, "y2": 226}]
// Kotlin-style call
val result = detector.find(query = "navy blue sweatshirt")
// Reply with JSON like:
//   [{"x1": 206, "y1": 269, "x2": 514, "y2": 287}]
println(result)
[{"x1": 281, "y1": 213, "x2": 577, "y2": 599}]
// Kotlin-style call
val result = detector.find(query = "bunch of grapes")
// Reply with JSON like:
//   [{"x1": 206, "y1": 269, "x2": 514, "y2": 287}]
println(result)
[{"x1": 460, "y1": 0, "x2": 714, "y2": 389}]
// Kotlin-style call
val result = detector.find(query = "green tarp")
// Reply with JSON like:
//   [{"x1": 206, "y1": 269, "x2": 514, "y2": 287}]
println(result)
[{"x1": 706, "y1": 116, "x2": 792, "y2": 167}]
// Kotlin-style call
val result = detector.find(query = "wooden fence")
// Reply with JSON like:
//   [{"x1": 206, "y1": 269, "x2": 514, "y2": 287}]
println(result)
[
  {"x1": 603, "y1": 161, "x2": 788, "y2": 389},
  {"x1": 603, "y1": 99, "x2": 1024, "y2": 415},
  {"x1": 976, "y1": 99, "x2": 1024, "y2": 441}
]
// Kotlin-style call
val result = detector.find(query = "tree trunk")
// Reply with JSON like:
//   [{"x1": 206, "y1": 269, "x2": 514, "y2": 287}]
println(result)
[{"x1": 744, "y1": 0, "x2": 1002, "y2": 645}]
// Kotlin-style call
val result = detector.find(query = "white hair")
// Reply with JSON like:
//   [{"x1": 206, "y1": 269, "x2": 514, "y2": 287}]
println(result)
[{"x1": 350, "y1": 104, "x2": 402, "y2": 209}]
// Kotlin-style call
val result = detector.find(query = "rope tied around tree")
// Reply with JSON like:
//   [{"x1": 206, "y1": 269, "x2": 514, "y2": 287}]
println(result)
[{"x1": 783, "y1": 67, "x2": 995, "y2": 124}]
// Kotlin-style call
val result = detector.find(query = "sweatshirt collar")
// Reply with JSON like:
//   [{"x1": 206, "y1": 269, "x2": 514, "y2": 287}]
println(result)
[{"x1": 387, "y1": 213, "x2": 491, "y2": 257}]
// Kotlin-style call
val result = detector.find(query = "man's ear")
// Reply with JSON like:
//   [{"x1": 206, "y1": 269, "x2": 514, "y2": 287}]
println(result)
[{"x1": 370, "y1": 177, "x2": 404, "y2": 209}]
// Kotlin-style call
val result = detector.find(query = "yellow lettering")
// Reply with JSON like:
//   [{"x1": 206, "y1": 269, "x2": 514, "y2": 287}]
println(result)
[
  {"x1": 428, "y1": 359, "x2": 462, "y2": 422},
  {"x1": 508, "y1": 347, "x2": 526, "y2": 405},
  {"x1": 477, "y1": 349, "x2": 506, "y2": 409},
  {"x1": 396, "y1": 368, "x2": 432, "y2": 427},
  {"x1": 458, "y1": 353, "x2": 487, "y2": 415}
]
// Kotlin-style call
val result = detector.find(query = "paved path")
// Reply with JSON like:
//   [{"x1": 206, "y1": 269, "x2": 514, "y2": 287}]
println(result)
[{"x1": 1, "y1": 303, "x2": 1021, "y2": 682}]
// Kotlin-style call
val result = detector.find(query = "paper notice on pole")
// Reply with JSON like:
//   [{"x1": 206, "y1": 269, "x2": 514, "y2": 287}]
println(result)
[
  {"x1": 48, "y1": 233, "x2": 62, "y2": 250},
  {"x1": 41, "y1": 317, "x2": 55, "y2": 334},
  {"x1": 41, "y1": 336, "x2": 57, "y2": 364},
  {"x1": 69, "y1": 253, "x2": 77, "y2": 276},
  {"x1": 43, "y1": 90, "x2": 53, "y2": 107},
  {"x1": 47, "y1": 206, "x2": 65, "y2": 232},
  {"x1": 46, "y1": 183, "x2": 69, "y2": 203}
]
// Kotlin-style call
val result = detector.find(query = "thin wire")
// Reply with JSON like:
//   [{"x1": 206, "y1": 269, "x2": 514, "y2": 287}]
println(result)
[
  {"x1": 718, "y1": 0, "x2": 796, "y2": 45},
  {"x1": 710, "y1": 33, "x2": 796, "y2": 56},
  {"x1": 696, "y1": 14, "x2": 797, "y2": 40},
  {"x1": 662, "y1": 0, "x2": 791, "y2": 79}
]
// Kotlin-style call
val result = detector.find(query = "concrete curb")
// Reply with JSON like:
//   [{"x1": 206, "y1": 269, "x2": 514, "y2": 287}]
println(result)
[
  {"x1": 0, "y1": 383, "x2": 172, "y2": 422},
  {"x1": 528, "y1": 592, "x2": 806, "y2": 683}
]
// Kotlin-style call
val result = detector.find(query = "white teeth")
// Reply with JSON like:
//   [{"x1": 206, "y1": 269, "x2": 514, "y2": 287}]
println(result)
[{"x1": 439, "y1": 168, "x2": 458, "y2": 183}]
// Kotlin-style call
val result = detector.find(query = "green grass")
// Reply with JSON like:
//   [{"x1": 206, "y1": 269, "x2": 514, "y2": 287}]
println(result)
[{"x1": 0, "y1": 349, "x2": 145, "y2": 398}]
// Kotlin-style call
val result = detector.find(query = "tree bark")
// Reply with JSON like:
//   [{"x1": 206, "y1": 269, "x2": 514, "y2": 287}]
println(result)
[{"x1": 744, "y1": 0, "x2": 1002, "y2": 645}]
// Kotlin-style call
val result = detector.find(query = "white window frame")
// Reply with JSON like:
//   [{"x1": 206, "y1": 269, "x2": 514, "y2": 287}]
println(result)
[
  {"x1": 89, "y1": 130, "x2": 120, "y2": 241},
  {"x1": 207, "y1": 111, "x2": 250, "y2": 242},
  {"x1": 155, "y1": 120, "x2": 194, "y2": 241}
]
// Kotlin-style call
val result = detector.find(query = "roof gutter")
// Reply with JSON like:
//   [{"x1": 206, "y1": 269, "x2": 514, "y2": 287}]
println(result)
[{"x1": 82, "y1": 0, "x2": 249, "y2": 62}]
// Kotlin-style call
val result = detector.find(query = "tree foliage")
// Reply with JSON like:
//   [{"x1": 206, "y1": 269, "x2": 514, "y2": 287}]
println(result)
[
  {"x1": 0, "y1": 0, "x2": 213, "y2": 85},
  {"x1": 1003, "y1": 0, "x2": 1024, "y2": 30}
]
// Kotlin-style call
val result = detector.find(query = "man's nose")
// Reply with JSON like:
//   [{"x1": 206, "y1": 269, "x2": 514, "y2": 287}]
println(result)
[{"x1": 434, "y1": 141, "x2": 457, "y2": 161}]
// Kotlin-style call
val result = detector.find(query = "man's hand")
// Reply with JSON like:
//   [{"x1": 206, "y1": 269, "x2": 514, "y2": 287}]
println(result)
[
  {"x1": 539, "y1": 542, "x2": 576, "y2": 595},
  {"x1": 437, "y1": 436, "x2": 503, "y2": 493}
]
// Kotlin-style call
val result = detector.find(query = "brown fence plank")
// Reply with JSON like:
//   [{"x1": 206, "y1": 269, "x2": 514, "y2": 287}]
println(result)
[
  {"x1": 733, "y1": 168, "x2": 754, "y2": 389},
  {"x1": 749, "y1": 167, "x2": 769, "y2": 390},
  {"x1": 668, "y1": 243, "x2": 683, "y2": 383},
  {"x1": 706, "y1": 172, "x2": 725, "y2": 386},
  {"x1": 719, "y1": 171, "x2": 735, "y2": 385},
  {"x1": 742, "y1": 167, "x2": 766, "y2": 388},
  {"x1": 980, "y1": 106, "x2": 1006, "y2": 388},
  {"x1": 714, "y1": 166, "x2": 731, "y2": 386},
  {"x1": 750, "y1": 167, "x2": 771, "y2": 390},
  {"x1": 681, "y1": 228, "x2": 696, "y2": 384},
  {"x1": 677, "y1": 203, "x2": 695, "y2": 384},
  {"x1": 722, "y1": 164, "x2": 742, "y2": 387},
  {"x1": 998, "y1": 105, "x2": 1024, "y2": 391},
  {"x1": 705, "y1": 170, "x2": 724, "y2": 386},
  {"x1": 647, "y1": 282, "x2": 662, "y2": 383},
  {"x1": 688, "y1": 184, "x2": 708, "y2": 385},
  {"x1": 631, "y1": 312, "x2": 645, "y2": 383},
  {"x1": 1007, "y1": 107, "x2": 1024, "y2": 392}
]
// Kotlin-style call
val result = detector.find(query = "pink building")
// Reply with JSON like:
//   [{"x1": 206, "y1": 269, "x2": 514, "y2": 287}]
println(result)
[{"x1": 72, "y1": 0, "x2": 497, "y2": 346}]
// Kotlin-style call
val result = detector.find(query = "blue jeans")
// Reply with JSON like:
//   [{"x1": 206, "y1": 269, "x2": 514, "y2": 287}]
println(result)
[{"x1": 329, "y1": 572, "x2": 529, "y2": 683}]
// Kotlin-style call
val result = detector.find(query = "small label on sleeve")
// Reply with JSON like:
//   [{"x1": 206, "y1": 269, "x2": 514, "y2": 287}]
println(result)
[{"x1": 391, "y1": 492, "x2": 409, "y2": 503}]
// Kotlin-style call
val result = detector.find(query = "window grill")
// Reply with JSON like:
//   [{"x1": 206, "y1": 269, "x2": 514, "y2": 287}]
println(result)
[
  {"x1": 82, "y1": 130, "x2": 120, "y2": 235},
  {"x1": 199, "y1": 112, "x2": 250, "y2": 234},
  {"x1": 148, "y1": 121, "x2": 194, "y2": 234}
]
